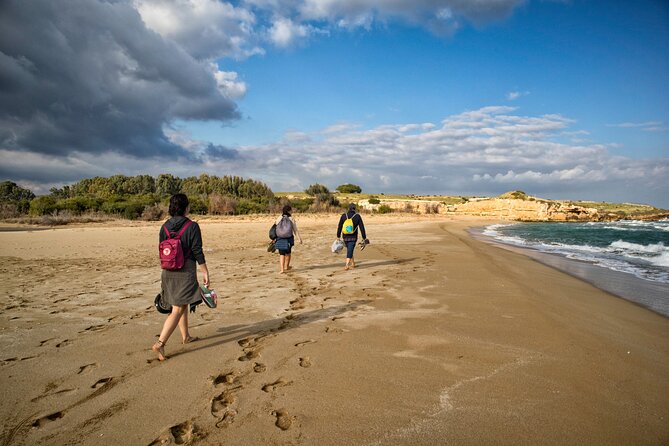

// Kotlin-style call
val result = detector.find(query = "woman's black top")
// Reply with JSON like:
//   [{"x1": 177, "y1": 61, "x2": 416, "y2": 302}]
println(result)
[
  {"x1": 337, "y1": 211, "x2": 367, "y2": 241},
  {"x1": 159, "y1": 216, "x2": 206, "y2": 264}
]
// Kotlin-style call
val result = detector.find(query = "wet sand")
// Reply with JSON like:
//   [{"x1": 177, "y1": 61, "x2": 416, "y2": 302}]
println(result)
[
  {"x1": 1, "y1": 214, "x2": 668, "y2": 445},
  {"x1": 469, "y1": 226, "x2": 669, "y2": 317}
]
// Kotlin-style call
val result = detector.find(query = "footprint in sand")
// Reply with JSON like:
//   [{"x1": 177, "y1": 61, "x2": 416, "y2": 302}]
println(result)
[
  {"x1": 211, "y1": 387, "x2": 240, "y2": 418},
  {"x1": 32, "y1": 411, "x2": 65, "y2": 428},
  {"x1": 294, "y1": 339, "x2": 316, "y2": 347},
  {"x1": 289, "y1": 297, "x2": 306, "y2": 310},
  {"x1": 271, "y1": 409, "x2": 295, "y2": 431},
  {"x1": 253, "y1": 362, "x2": 267, "y2": 373},
  {"x1": 39, "y1": 338, "x2": 55, "y2": 347},
  {"x1": 149, "y1": 419, "x2": 200, "y2": 445},
  {"x1": 55, "y1": 339, "x2": 71, "y2": 348},
  {"x1": 91, "y1": 377, "x2": 114, "y2": 389},
  {"x1": 212, "y1": 371, "x2": 238, "y2": 386},
  {"x1": 215, "y1": 409, "x2": 237, "y2": 429},
  {"x1": 299, "y1": 357, "x2": 312, "y2": 368},
  {"x1": 78, "y1": 324, "x2": 106, "y2": 334},
  {"x1": 78, "y1": 363, "x2": 98, "y2": 375},
  {"x1": 262, "y1": 378, "x2": 292, "y2": 393},
  {"x1": 238, "y1": 348, "x2": 261, "y2": 362},
  {"x1": 238, "y1": 337, "x2": 255, "y2": 348}
]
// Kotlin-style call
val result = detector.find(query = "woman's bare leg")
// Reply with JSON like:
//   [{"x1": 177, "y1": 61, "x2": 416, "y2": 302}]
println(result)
[
  {"x1": 279, "y1": 254, "x2": 285, "y2": 273},
  {"x1": 178, "y1": 308, "x2": 194, "y2": 343},
  {"x1": 153, "y1": 304, "x2": 187, "y2": 360}
]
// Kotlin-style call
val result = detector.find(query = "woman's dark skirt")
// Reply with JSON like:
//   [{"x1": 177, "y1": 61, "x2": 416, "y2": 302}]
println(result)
[{"x1": 161, "y1": 258, "x2": 201, "y2": 306}]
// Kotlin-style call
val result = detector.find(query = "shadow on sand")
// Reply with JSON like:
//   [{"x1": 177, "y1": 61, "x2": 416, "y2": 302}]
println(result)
[
  {"x1": 298, "y1": 257, "x2": 419, "y2": 271},
  {"x1": 163, "y1": 300, "x2": 371, "y2": 360}
]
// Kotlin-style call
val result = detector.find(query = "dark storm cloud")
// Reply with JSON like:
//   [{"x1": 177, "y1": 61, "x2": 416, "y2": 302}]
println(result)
[
  {"x1": 0, "y1": 0, "x2": 240, "y2": 159},
  {"x1": 204, "y1": 143, "x2": 240, "y2": 160}
]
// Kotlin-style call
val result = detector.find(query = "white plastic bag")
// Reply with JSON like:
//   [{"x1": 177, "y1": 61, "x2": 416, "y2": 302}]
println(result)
[{"x1": 331, "y1": 239, "x2": 345, "y2": 254}]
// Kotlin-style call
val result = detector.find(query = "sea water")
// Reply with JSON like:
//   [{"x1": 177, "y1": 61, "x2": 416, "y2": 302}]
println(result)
[{"x1": 481, "y1": 220, "x2": 669, "y2": 316}]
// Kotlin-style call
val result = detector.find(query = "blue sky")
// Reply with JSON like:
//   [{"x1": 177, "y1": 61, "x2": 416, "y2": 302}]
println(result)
[
  {"x1": 215, "y1": 0, "x2": 669, "y2": 155},
  {"x1": 1, "y1": 0, "x2": 668, "y2": 206}
]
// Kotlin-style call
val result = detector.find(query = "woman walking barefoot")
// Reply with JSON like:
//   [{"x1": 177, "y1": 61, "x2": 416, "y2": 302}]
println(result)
[
  {"x1": 274, "y1": 205, "x2": 303, "y2": 273},
  {"x1": 337, "y1": 203, "x2": 368, "y2": 270},
  {"x1": 152, "y1": 194, "x2": 210, "y2": 361}
]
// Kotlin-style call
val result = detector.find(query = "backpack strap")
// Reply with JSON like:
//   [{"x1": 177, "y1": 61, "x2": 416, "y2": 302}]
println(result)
[
  {"x1": 176, "y1": 220, "x2": 193, "y2": 239},
  {"x1": 164, "y1": 219, "x2": 193, "y2": 239}
]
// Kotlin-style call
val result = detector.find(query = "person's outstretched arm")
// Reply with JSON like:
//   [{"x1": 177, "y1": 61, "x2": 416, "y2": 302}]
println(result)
[
  {"x1": 291, "y1": 217, "x2": 303, "y2": 243},
  {"x1": 357, "y1": 215, "x2": 367, "y2": 240},
  {"x1": 336, "y1": 214, "x2": 345, "y2": 238}
]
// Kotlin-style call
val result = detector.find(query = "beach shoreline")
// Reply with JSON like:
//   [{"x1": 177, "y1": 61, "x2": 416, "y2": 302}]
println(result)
[
  {"x1": 1, "y1": 214, "x2": 668, "y2": 445},
  {"x1": 469, "y1": 225, "x2": 669, "y2": 318}
]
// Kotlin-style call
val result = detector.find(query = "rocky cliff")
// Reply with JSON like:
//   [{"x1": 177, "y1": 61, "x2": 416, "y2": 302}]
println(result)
[{"x1": 357, "y1": 198, "x2": 602, "y2": 221}]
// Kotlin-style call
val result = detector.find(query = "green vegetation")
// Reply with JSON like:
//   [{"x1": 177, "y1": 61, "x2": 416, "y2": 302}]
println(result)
[
  {"x1": 4, "y1": 178, "x2": 667, "y2": 223},
  {"x1": 498, "y1": 190, "x2": 528, "y2": 200},
  {"x1": 0, "y1": 181, "x2": 35, "y2": 217},
  {"x1": 304, "y1": 184, "x2": 340, "y2": 210},
  {"x1": 568, "y1": 201, "x2": 667, "y2": 218},
  {"x1": 4, "y1": 174, "x2": 276, "y2": 221},
  {"x1": 336, "y1": 183, "x2": 362, "y2": 194}
]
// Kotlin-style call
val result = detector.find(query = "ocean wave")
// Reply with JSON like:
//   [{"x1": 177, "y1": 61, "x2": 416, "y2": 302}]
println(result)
[
  {"x1": 482, "y1": 223, "x2": 669, "y2": 284},
  {"x1": 482, "y1": 224, "x2": 528, "y2": 245},
  {"x1": 482, "y1": 224, "x2": 512, "y2": 236},
  {"x1": 603, "y1": 226, "x2": 636, "y2": 231},
  {"x1": 610, "y1": 240, "x2": 667, "y2": 254},
  {"x1": 650, "y1": 252, "x2": 669, "y2": 268},
  {"x1": 554, "y1": 250, "x2": 669, "y2": 283}
]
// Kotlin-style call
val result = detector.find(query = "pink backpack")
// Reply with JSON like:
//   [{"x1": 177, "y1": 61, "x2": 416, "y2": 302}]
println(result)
[{"x1": 159, "y1": 220, "x2": 193, "y2": 270}]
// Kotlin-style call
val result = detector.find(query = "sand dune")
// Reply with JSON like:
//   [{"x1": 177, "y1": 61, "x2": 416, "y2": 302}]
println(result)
[{"x1": 1, "y1": 214, "x2": 668, "y2": 445}]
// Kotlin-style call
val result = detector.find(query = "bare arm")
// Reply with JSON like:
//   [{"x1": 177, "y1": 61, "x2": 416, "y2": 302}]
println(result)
[
  {"x1": 199, "y1": 263, "x2": 210, "y2": 288},
  {"x1": 291, "y1": 217, "x2": 303, "y2": 243}
]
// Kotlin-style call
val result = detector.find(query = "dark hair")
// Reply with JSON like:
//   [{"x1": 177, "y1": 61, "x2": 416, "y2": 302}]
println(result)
[
  {"x1": 348, "y1": 203, "x2": 356, "y2": 211},
  {"x1": 282, "y1": 204, "x2": 292, "y2": 216},
  {"x1": 169, "y1": 194, "x2": 189, "y2": 217}
]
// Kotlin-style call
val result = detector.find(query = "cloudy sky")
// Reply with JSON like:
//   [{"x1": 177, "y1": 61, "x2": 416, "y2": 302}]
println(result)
[{"x1": 1, "y1": 0, "x2": 668, "y2": 206}]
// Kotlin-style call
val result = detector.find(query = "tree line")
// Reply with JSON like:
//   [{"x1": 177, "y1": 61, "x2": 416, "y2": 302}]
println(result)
[{"x1": 0, "y1": 177, "x2": 363, "y2": 220}]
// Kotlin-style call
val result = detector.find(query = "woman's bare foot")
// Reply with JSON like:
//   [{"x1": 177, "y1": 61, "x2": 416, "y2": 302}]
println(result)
[
  {"x1": 182, "y1": 335, "x2": 199, "y2": 344},
  {"x1": 152, "y1": 340, "x2": 167, "y2": 361}
]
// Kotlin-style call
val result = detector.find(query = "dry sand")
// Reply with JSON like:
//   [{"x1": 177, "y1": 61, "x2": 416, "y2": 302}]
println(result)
[{"x1": 1, "y1": 214, "x2": 668, "y2": 445}]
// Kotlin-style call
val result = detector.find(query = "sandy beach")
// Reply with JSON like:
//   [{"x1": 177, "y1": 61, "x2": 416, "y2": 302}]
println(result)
[{"x1": 1, "y1": 214, "x2": 668, "y2": 445}]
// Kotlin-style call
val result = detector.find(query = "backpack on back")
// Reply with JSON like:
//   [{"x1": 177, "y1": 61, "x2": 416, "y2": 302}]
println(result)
[
  {"x1": 159, "y1": 220, "x2": 193, "y2": 270},
  {"x1": 342, "y1": 213, "x2": 356, "y2": 235},
  {"x1": 275, "y1": 215, "x2": 293, "y2": 238}
]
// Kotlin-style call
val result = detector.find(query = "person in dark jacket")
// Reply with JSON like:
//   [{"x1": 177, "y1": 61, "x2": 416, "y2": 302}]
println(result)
[
  {"x1": 152, "y1": 194, "x2": 210, "y2": 361},
  {"x1": 337, "y1": 203, "x2": 368, "y2": 270}
]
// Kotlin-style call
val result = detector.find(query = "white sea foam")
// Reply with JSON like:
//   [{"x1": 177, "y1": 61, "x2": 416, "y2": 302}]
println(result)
[
  {"x1": 651, "y1": 252, "x2": 669, "y2": 268},
  {"x1": 482, "y1": 223, "x2": 669, "y2": 284},
  {"x1": 610, "y1": 240, "x2": 667, "y2": 254},
  {"x1": 483, "y1": 224, "x2": 527, "y2": 245}
]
